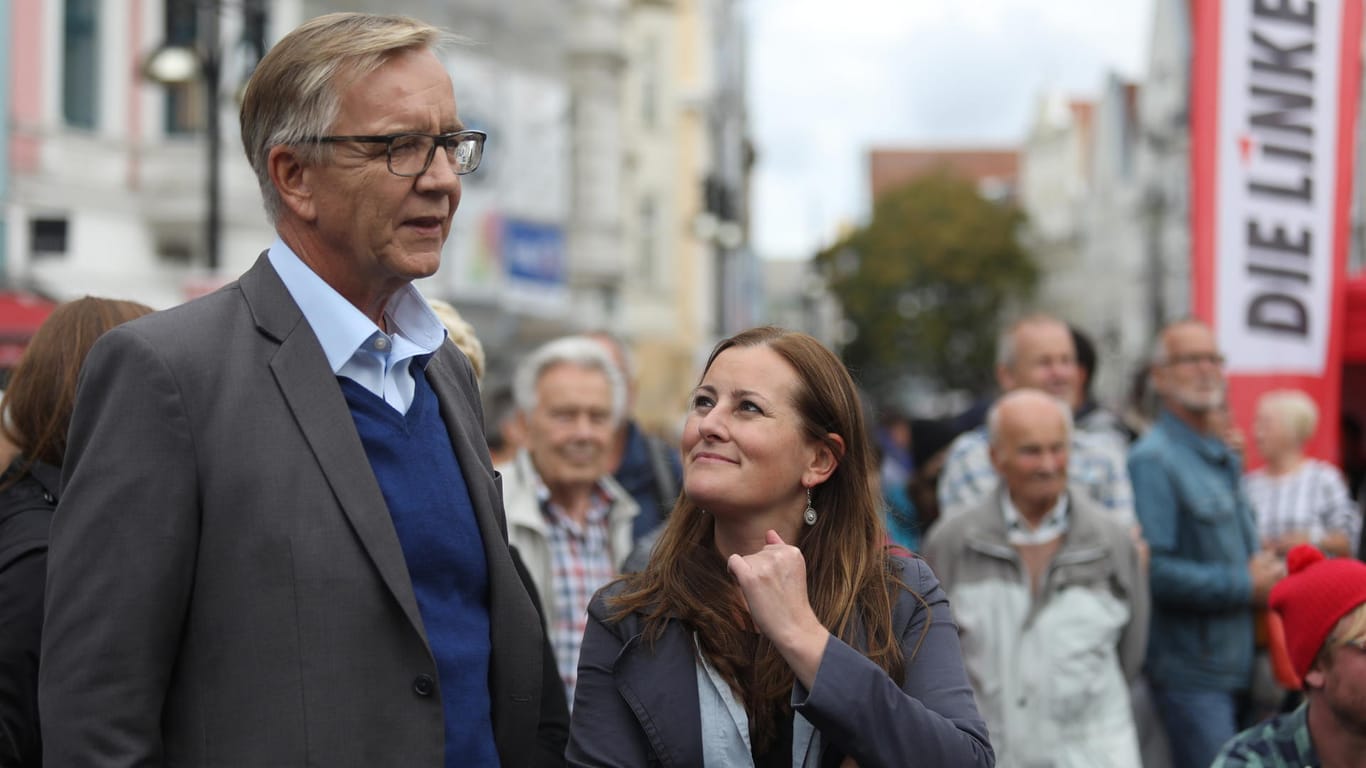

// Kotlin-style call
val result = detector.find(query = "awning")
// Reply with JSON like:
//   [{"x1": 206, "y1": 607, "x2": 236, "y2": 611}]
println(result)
[{"x1": 0, "y1": 291, "x2": 58, "y2": 368}]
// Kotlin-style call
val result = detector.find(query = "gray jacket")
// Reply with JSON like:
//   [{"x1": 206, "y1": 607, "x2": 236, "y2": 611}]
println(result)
[
  {"x1": 40, "y1": 256, "x2": 566, "y2": 766},
  {"x1": 923, "y1": 487, "x2": 1149, "y2": 768},
  {"x1": 567, "y1": 555, "x2": 995, "y2": 768}
]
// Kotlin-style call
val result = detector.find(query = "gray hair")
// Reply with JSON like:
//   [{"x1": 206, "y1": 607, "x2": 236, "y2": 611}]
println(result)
[
  {"x1": 239, "y1": 13, "x2": 451, "y2": 224},
  {"x1": 1149, "y1": 317, "x2": 1213, "y2": 367},
  {"x1": 513, "y1": 336, "x2": 627, "y2": 423},
  {"x1": 995, "y1": 313, "x2": 1068, "y2": 370},
  {"x1": 585, "y1": 330, "x2": 637, "y2": 381},
  {"x1": 986, "y1": 388, "x2": 1074, "y2": 446}
]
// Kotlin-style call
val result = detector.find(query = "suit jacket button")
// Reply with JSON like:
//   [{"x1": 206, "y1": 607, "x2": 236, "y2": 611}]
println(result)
[{"x1": 413, "y1": 674, "x2": 436, "y2": 697}]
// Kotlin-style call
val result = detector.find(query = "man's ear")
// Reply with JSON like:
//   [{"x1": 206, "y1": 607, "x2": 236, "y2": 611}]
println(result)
[
  {"x1": 801, "y1": 433, "x2": 843, "y2": 488},
  {"x1": 268, "y1": 145, "x2": 317, "y2": 222},
  {"x1": 1147, "y1": 364, "x2": 1166, "y2": 398},
  {"x1": 1303, "y1": 667, "x2": 1326, "y2": 690},
  {"x1": 988, "y1": 440, "x2": 1005, "y2": 475},
  {"x1": 995, "y1": 364, "x2": 1015, "y2": 393}
]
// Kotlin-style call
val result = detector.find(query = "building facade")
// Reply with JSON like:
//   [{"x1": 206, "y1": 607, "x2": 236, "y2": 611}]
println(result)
[{"x1": 2, "y1": 0, "x2": 755, "y2": 433}]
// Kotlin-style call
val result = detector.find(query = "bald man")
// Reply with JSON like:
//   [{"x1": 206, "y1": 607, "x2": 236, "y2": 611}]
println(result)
[
  {"x1": 938, "y1": 314, "x2": 1134, "y2": 523},
  {"x1": 925, "y1": 389, "x2": 1149, "y2": 768}
]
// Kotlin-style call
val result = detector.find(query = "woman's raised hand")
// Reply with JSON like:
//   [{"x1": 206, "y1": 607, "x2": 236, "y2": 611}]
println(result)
[{"x1": 727, "y1": 529, "x2": 830, "y2": 688}]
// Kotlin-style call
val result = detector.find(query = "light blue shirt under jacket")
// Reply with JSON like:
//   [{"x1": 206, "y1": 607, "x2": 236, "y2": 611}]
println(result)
[{"x1": 268, "y1": 238, "x2": 446, "y2": 413}]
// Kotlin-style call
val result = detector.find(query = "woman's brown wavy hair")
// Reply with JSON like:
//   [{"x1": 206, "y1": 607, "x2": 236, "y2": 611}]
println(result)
[
  {"x1": 609, "y1": 326, "x2": 921, "y2": 752},
  {"x1": 2, "y1": 296, "x2": 153, "y2": 477}
]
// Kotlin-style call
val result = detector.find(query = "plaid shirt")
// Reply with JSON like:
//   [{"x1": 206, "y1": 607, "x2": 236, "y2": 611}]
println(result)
[
  {"x1": 1210, "y1": 702, "x2": 1317, "y2": 768},
  {"x1": 539, "y1": 484, "x2": 617, "y2": 707},
  {"x1": 938, "y1": 425, "x2": 1135, "y2": 525},
  {"x1": 1245, "y1": 458, "x2": 1362, "y2": 547}
]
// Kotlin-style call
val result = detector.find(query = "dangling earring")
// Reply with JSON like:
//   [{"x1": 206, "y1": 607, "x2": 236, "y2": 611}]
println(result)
[{"x1": 803, "y1": 487, "x2": 818, "y2": 526}]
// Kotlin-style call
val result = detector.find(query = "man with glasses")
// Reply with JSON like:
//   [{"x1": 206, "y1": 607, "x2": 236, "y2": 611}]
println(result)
[
  {"x1": 40, "y1": 13, "x2": 567, "y2": 767},
  {"x1": 1129, "y1": 319, "x2": 1284, "y2": 768},
  {"x1": 1213, "y1": 544, "x2": 1366, "y2": 767}
]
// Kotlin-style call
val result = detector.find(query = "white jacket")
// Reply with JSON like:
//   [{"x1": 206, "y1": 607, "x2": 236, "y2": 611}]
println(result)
[
  {"x1": 923, "y1": 487, "x2": 1149, "y2": 768},
  {"x1": 498, "y1": 450, "x2": 639, "y2": 622}
]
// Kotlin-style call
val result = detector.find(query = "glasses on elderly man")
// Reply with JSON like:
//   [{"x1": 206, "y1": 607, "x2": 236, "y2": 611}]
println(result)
[
  {"x1": 309, "y1": 130, "x2": 486, "y2": 177},
  {"x1": 1164, "y1": 352, "x2": 1226, "y2": 368}
]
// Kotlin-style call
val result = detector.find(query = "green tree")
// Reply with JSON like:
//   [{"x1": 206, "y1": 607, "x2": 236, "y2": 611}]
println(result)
[{"x1": 817, "y1": 170, "x2": 1038, "y2": 397}]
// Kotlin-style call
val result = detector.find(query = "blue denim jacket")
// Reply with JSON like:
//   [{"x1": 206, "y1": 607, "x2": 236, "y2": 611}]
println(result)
[{"x1": 1128, "y1": 409, "x2": 1258, "y2": 692}]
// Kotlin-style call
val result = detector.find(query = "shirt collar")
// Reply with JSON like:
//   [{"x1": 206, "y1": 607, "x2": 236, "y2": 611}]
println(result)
[
  {"x1": 1001, "y1": 490, "x2": 1070, "y2": 546},
  {"x1": 532, "y1": 468, "x2": 618, "y2": 507},
  {"x1": 533, "y1": 470, "x2": 615, "y2": 527},
  {"x1": 1157, "y1": 407, "x2": 1237, "y2": 466},
  {"x1": 267, "y1": 237, "x2": 446, "y2": 373}
]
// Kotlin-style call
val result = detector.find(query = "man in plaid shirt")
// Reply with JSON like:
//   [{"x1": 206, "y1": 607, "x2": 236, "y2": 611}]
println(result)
[
  {"x1": 1212, "y1": 545, "x2": 1366, "y2": 767},
  {"x1": 937, "y1": 314, "x2": 1136, "y2": 526},
  {"x1": 499, "y1": 337, "x2": 640, "y2": 706}
]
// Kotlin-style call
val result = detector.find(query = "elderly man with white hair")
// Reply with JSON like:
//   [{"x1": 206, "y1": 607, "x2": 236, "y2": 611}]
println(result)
[
  {"x1": 499, "y1": 336, "x2": 639, "y2": 706},
  {"x1": 924, "y1": 388, "x2": 1149, "y2": 768},
  {"x1": 937, "y1": 314, "x2": 1135, "y2": 524}
]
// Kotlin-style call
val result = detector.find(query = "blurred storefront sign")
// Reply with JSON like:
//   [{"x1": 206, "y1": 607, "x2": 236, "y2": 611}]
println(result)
[{"x1": 0, "y1": 291, "x2": 57, "y2": 368}]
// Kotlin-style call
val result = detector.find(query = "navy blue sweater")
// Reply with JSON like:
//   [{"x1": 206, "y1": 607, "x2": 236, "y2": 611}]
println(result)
[{"x1": 340, "y1": 363, "x2": 498, "y2": 768}]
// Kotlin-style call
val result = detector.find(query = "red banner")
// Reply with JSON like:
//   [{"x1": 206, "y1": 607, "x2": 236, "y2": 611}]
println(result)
[{"x1": 1190, "y1": 0, "x2": 1363, "y2": 467}]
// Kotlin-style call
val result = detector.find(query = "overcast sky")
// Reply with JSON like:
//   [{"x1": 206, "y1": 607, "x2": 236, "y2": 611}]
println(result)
[{"x1": 745, "y1": 0, "x2": 1155, "y2": 259}]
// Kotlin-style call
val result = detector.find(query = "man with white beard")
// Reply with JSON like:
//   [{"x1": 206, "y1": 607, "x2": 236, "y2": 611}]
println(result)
[{"x1": 1129, "y1": 319, "x2": 1285, "y2": 768}]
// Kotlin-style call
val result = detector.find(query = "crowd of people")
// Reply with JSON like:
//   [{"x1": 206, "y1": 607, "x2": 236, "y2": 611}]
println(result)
[
  {"x1": 2, "y1": 11, "x2": 1365, "y2": 768},
  {"x1": 883, "y1": 315, "x2": 1366, "y2": 768}
]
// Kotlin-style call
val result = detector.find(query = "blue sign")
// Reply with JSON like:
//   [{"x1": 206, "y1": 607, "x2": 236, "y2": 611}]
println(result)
[{"x1": 503, "y1": 218, "x2": 565, "y2": 288}]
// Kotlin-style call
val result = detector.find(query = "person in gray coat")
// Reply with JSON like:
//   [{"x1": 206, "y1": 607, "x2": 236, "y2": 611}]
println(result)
[
  {"x1": 39, "y1": 13, "x2": 566, "y2": 767},
  {"x1": 568, "y1": 326, "x2": 993, "y2": 767},
  {"x1": 924, "y1": 389, "x2": 1149, "y2": 768}
]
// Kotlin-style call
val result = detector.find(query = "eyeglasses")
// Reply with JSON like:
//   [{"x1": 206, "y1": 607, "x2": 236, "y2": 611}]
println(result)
[
  {"x1": 308, "y1": 130, "x2": 486, "y2": 177},
  {"x1": 1164, "y1": 353, "x2": 1226, "y2": 368}
]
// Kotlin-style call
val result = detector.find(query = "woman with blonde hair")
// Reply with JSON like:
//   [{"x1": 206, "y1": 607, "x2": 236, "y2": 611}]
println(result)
[
  {"x1": 567, "y1": 326, "x2": 992, "y2": 767},
  {"x1": 1246, "y1": 389, "x2": 1360, "y2": 558},
  {"x1": 0, "y1": 297, "x2": 152, "y2": 766}
]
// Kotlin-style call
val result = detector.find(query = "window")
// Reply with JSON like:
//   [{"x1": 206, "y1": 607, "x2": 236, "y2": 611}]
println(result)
[
  {"x1": 640, "y1": 38, "x2": 659, "y2": 130},
  {"x1": 31, "y1": 218, "x2": 69, "y2": 258},
  {"x1": 163, "y1": 0, "x2": 201, "y2": 135},
  {"x1": 62, "y1": 0, "x2": 99, "y2": 129},
  {"x1": 638, "y1": 195, "x2": 657, "y2": 284}
]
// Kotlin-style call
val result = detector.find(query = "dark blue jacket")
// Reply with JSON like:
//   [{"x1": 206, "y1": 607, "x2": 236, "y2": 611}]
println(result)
[
  {"x1": 567, "y1": 555, "x2": 994, "y2": 767},
  {"x1": 614, "y1": 422, "x2": 681, "y2": 541}
]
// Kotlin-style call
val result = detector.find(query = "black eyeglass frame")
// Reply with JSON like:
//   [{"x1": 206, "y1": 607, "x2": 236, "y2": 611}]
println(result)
[{"x1": 306, "y1": 130, "x2": 487, "y2": 177}]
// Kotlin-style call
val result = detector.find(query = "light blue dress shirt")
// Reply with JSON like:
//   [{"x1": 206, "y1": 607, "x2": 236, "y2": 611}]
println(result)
[{"x1": 267, "y1": 238, "x2": 446, "y2": 414}]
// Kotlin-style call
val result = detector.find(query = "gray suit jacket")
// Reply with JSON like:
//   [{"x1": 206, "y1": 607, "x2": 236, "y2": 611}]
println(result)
[{"x1": 40, "y1": 256, "x2": 566, "y2": 766}]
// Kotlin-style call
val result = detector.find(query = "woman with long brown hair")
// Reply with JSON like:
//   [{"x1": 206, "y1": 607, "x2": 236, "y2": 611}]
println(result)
[
  {"x1": 0, "y1": 297, "x2": 152, "y2": 767},
  {"x1": 567, "y1": 327, "x2": 992, "y2": 767}
]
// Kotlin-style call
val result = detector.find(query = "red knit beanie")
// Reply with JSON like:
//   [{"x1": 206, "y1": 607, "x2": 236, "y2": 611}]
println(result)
[{"x1": 1269, "y1": 544, "x2": 1366, "y2": 680}]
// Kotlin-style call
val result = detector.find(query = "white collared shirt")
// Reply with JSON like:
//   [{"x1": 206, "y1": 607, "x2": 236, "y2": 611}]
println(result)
[
  {"x1": 267, "y1": 238, "x2": 446, "y2": 413},
  {"x1": 1001, "y1": 492, "x2": 1070, "y2": 546}
]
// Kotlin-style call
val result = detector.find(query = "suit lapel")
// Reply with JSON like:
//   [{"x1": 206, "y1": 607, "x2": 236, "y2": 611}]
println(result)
[
  {"x1": 239, "y1": 256, "x2": 428, "y2": 643},
  {"x1": 426, "y1": 343, "x2": 542, "y2": 756},
  {"x1": 426, "y1": 351, "x2": 508, "y2": 542}
]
